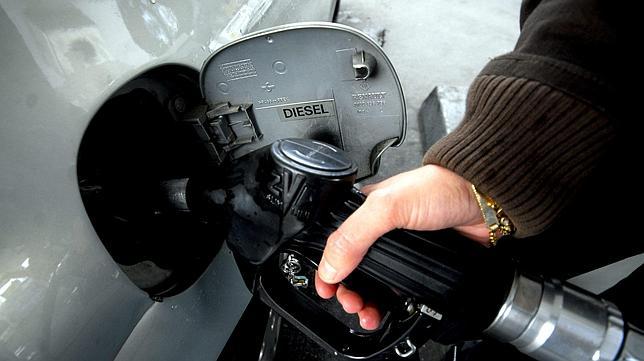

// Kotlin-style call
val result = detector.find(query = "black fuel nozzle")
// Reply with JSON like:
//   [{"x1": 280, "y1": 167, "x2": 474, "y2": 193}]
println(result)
[
  {"x1": 189, "y1": 138, "x2": 515, "y2": 359},
  {"x1": 201, "y1": 138, "x2": 357, "y2": 266}
]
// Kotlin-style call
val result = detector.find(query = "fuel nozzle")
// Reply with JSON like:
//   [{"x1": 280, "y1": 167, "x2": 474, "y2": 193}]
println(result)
[{"x1": 217, "y1": 139, "x2": 357, "y2": 265}]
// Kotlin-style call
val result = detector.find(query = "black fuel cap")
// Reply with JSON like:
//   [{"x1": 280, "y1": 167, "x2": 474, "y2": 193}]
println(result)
[{"x1": 271, "y1": 139, "x2": 357, "y2": 178}]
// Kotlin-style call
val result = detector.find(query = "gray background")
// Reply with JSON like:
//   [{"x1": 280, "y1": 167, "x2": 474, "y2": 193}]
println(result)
[{"x1": 336, "y1": 0, "x2": 523, "y2": 181}]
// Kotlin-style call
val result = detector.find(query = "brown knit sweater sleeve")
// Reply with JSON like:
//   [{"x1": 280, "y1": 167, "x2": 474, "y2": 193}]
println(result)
[
  {"x1": 423, "y1": 0, "x2": 617, "y2": 237},
  {"x1": 424, "y1": 76, "x2": 613, "y2": 237}
]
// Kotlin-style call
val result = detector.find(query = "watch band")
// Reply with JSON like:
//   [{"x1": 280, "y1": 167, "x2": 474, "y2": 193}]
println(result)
[{"x1": 471, "y1": 185, "x2": 515, "y2": 246}]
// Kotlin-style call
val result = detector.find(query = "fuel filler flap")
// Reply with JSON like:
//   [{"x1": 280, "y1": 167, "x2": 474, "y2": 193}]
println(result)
[{"x1": 198, "y1": 22, "x2": 406, "y2": 179}]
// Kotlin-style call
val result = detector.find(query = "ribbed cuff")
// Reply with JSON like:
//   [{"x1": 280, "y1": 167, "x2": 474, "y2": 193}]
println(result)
[
  {"x1": 480, "y1": 53, "x2": 616, "y2": 121},
  {"x1": 423, "y1": 74, "x2": 614, "y2": 237}
]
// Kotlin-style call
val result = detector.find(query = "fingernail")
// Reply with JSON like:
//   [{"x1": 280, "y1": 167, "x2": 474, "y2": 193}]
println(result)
[
  {"x1": 361, "y1": 317, "x2": 377, "y2": 330},
  {"x1": 318, "y1": 258, "x2": 338, "y2": 283},
  {"x1": 360, "y1": 317, "x2": 370, "y2": 329}
]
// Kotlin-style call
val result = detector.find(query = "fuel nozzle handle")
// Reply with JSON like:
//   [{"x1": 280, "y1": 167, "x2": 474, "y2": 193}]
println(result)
[
  {"x1": 291, "y1": 187, "x2": 516, "y2": 343},
  {"x1": 261, "y1": 138, "x2": 514, "y2": 345},
  {"x1": 209, "y1": 138, "x2": 639, "y2": 360}
]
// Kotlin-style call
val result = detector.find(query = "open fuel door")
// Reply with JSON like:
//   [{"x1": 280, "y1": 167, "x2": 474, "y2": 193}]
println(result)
[{"x1": 192, "y1": 22, "x2": 406, "y2": 179}]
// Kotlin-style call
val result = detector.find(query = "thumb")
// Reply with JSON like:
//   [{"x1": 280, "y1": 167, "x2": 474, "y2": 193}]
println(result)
[{"x1": 318, "y1": 192, "x2": 395, "y2": 284}]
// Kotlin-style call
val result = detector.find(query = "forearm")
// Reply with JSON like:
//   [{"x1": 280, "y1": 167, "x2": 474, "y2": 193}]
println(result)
[{"x1": 423, "y1": 0, "x2": 618, "y2": 237}]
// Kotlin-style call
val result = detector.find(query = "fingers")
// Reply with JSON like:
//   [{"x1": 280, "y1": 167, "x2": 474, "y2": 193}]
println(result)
[
  {"x1": 358, "y1": 303, "x2": 381, "y2": 330},
  {"x1": 327, "y1": 282, "x2": 382, "y2": 330},
  {"x1": 318, "y1": 272, "x2": 381, "y2": 329},
  {"x1": 314, "y1": 272, "x2": 337, "y2": 299},
  {"x1": 315, "y1": 185, "x2": 390, "y2": 332},
  {"x1": 336, "y1": 284, "x2": 364, "y2": 313},
  {"x1": 338, "y1": 287, "x2": 382, "y2": 330},
  {"x1": 318, "y1": 191, "x2": 396, "y2": 284}
]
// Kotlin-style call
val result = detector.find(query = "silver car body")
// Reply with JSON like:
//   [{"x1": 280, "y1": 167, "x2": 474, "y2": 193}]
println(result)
[{"x1": 0, "y1": 1, "x2": 336, "y2": 360}]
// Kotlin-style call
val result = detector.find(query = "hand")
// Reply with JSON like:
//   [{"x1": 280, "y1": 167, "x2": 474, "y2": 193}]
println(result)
[{"x1": 315, "y1": 165, "x2": 489, "y2": 330}]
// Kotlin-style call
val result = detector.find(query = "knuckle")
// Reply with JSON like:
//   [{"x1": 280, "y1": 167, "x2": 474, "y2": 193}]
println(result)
[
  {"x1": 365, "y1": 189, "x2": 391, "y2": 212},
  {"x1": 365, "y1": 189, "x2": 397, "y2": 227}
]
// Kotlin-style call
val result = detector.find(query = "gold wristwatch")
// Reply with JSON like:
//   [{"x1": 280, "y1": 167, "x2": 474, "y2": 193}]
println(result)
[{"x1": 471, "y1": 185, "x2": 515, "y2": 246}]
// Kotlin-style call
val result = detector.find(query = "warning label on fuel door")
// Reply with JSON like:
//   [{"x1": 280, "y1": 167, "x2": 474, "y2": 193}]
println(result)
[{"x1": 276, "y1": 100, "x2": 336, "y2": 122}]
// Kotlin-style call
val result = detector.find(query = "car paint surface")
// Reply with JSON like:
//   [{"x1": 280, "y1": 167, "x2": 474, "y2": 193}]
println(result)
[{"x1": 0, "y1": 1, "x2": 335, "y2": 360}]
